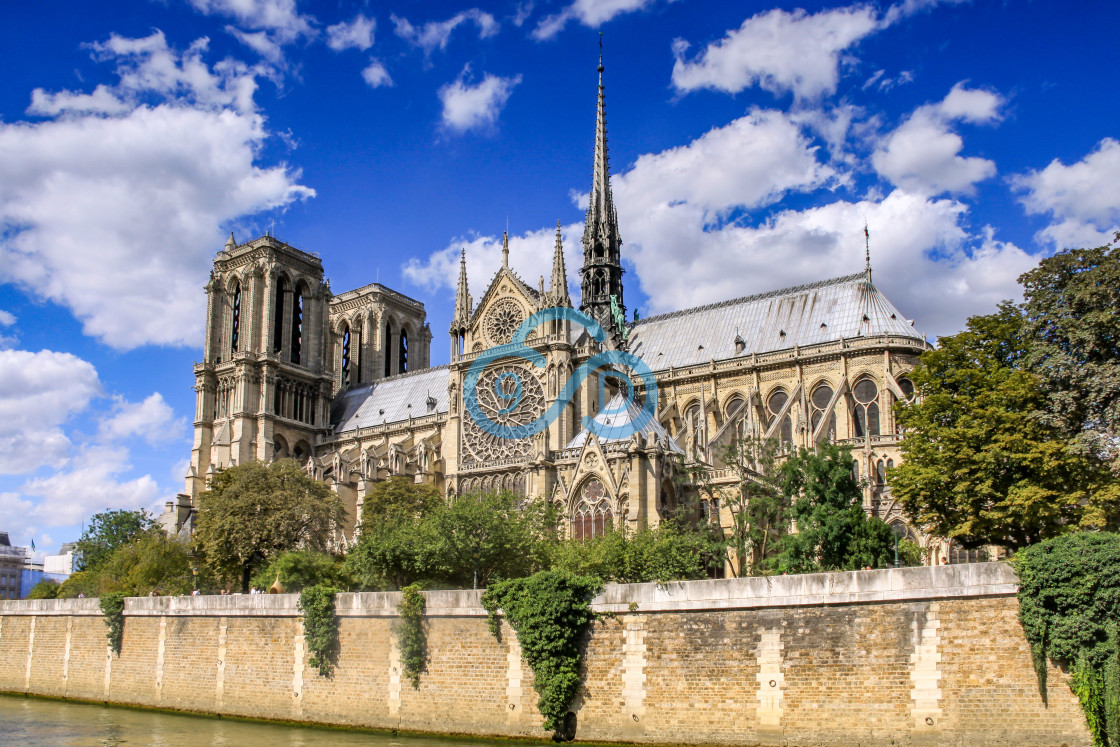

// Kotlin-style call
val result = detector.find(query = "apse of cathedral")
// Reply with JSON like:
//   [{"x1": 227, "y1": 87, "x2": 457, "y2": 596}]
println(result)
[{"x1": 178, "y1": 55, "x2": 933, "y2": 561}]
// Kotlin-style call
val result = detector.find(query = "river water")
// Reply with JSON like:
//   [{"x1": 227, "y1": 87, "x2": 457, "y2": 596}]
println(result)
[{"x1": 0, "y1": 694, "x2": 552, "y2": 746}]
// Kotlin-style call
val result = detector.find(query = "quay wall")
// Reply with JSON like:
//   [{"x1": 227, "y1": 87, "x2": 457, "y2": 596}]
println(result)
[{"x1": 0, "y1": 563, "x2": 1091, "y2": 746}]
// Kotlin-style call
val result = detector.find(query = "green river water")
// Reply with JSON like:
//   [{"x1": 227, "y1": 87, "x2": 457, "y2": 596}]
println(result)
[{"x1": 0, "y1": 694, "x2": 555, "y2": 747}]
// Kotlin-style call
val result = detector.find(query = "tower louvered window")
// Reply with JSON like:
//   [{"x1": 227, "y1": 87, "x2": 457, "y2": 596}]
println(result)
[{"x1": 230, "y1": 282, "x2": 241, "y2": 357}]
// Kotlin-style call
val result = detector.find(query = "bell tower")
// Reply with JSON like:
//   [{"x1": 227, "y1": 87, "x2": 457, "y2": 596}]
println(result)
[{"x1": 579, "y1": 49, "x2": 626, "y2": 346}]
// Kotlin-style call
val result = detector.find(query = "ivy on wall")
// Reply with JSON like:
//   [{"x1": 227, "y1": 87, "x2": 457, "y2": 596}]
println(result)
[
  {"x1": 1016, "y1": 532, "x2": 1120, "y2": 747},
  {"x1": 299, "y1": 585, "x2": 340, "y2": 677},
  {"x1": 99, "y1": 592, "x2": 126, "y2": 655},
  {"x1": 398, "y1": 584, "x2": 427, "y2": 689},
  {"x1": 481, "y1": 570, "x2": 602, "y2": 732}
]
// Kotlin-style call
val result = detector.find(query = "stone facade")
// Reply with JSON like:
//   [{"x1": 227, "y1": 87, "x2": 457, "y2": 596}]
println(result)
[
  {"x1": 179, "y1": 59, "x2": 943, "y2": 560},
  {"x1": 0, "y1": 564, "x2": 1091, "y2": 746}
]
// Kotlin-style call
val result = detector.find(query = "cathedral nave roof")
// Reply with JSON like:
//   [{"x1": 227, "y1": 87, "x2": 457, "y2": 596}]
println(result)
[
  {"x1": 627, "y1": 273, "x2": 925, "y2": 371},
  {"x1": 331, "y1": 364, "x2": 450, "y2": 433}
]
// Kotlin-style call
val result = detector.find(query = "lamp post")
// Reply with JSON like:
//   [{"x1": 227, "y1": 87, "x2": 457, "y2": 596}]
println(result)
[{"x1": 894, "y1": 531, "x2": 900, "y2": 568}]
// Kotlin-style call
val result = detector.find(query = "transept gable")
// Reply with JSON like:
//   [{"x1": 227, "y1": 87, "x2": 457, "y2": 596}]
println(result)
[{"x1": 569, "y1": 435, "x2": 618, "y2": 504}]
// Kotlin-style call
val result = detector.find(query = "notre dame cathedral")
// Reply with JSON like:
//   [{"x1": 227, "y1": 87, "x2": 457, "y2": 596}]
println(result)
[{"x1": 174, "y1": 57, "x2": 947, "y2": 567}]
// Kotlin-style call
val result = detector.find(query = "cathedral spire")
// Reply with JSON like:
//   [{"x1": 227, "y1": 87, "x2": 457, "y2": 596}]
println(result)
[
  {"x1": 580, "y1": 39, "x2": 625, "y2": 344},
  {"x1": 501, "y1": 230, "x2": 510, "y2": 269},
  {"x1": 452, "y1": 248, "x2": 472, "y2": 326},
  {"x1": 864, "y1": 223, "x2": 872, "y2": 283},
  {"x1": 549, "y1": 220, "x2": 571, "y2": 306}
]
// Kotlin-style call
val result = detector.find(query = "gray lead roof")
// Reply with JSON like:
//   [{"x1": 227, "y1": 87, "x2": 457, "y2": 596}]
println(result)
[
  {"x1": 627, "y1": 273, "x2": 924, "y2": 371},
  {"x1": 331, "y1": 365, "x2": 449, "y2": 433}
]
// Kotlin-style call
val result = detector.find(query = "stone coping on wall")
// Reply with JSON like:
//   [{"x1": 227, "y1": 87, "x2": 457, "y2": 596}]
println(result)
[{"x1": 0, "y1": 561, "x2": 1018, "y2": 618}]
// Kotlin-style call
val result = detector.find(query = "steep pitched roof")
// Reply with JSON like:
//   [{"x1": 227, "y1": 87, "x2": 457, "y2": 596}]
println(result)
[
  {"x1": 331, "y1": 365, "x2": 449, "y2": 432},
  {"x1": 566, "y1": 393, "x2": 682, "y2": 452},
  {"x1": 627, "y1": 273, "x2": 924, "y2": 371}
]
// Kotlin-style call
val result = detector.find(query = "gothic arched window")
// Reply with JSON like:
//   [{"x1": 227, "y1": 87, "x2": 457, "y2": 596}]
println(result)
[
  {"x1": 572, "y1": 478, "x2": 612, "y2": 541},
  {"x1": 810, "y1": 383, "x2": 836, "y2": 439},
  {"x1": 272, "y1": 276, "x2": 286, "y2": 355},
  {"x1": 767, "y1": 389, "x2": 792, "y2": 446},
  {"x1": 685, "y1": 402, "x2": 705, "y2": 454},
  {"x1": 290, "y1": 285, "x2": 304, "y2": 365},
  {"x1": 384, "y1": 322, "x2": 393, "y2": 377},
  {"x1": 725, "y1": 395, "x2": 747, "y2": 441},
  {"x1": 852, "y1": 378, "x2": 880, "y2": 438},
  {"x1": 399, "y1": 328, "x2": 408, "y2": 374},
  {"x1": 340, "y1": 323, "x2": 352, "y2": 386},
  {"x1": 230, "y1": 280, "x2": 241, "y2": 357},
  {"x1": 897, "y1": 377, "x2": 915, "y2": 400}
]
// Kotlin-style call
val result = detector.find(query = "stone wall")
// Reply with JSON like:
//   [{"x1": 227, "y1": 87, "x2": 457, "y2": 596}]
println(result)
[{"x1": 0, "y1": 563, "x2": 1090, "y2": 746}]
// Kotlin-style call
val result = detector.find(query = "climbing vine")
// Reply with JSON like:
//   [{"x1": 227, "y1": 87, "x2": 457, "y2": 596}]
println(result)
[
  {"x1": 100, "y1": 592, "x2": 127, "y2": 655},
  {"x1": 1016, "y1": 532, "x2": 1120, "y2": 747},
  {"x1": 398, "y1": 584, "x2": 427, "y2": 689},
  {"x1": 481, "y1": 570, "x2": 602, "y2": 732},
  {"x1": 299, "y1": 585, "x2": 340, "y2": 677}
]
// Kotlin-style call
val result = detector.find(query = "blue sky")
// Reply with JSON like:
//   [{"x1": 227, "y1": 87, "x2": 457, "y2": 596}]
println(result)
[{"x1": 1, "y1": 0, "x2": 1117, "y2": 555}]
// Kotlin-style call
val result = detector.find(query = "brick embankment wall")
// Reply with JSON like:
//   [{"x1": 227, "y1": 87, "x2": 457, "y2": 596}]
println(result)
[{"x1": 0, "y1": 563, "x2": 1091, "y2": 746}]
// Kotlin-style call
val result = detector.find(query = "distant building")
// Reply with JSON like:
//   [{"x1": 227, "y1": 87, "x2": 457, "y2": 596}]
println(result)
[
  {"x1": 43, "y1": 542, "x2": 77, "y2": 576},
  {"x1": 0, "y1": 532, "x2": 30, "y2": 600}
]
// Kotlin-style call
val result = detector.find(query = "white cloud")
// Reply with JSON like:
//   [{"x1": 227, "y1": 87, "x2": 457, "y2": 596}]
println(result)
[
  {"x1": 882, "y1": 0, "x2": 972, "y2": 27},
  {"x1": 99, "y1": 393, "x2": 188, "y2": 446},
  {"x1": 2, "y1": 32, "x2": 314, "y2": 349},
  {"x1": 327, "y1": 14, "x2": 375, "y2": 52},
  {"x1": 671, "y1": 6, "x2": 879, "y2": 100},
  {"x1": 534, "y1": 0, "x2": 662, "y2": 40},
  {"x1": 14, "y1": 445, "x2": 162, "y2": 529},
  {"x1": 872, "y1": 82, "x2": 1001, "y2": 196},
  {"x1": 392, "y1": 9, "x2": 499, "y2": 55},
  {"x1": 0, "y1": 349, "x2": 101, "y2": 474},
  {"x1": 403, "y1": 223, "x2": 582, "y2": 297},
  {"x1": 0, "y1": 310, "x2": 14, "y2": 326},
  {"x1": 1012, "y1": 138, "x2": 1120, "y2": 250},
  {"x1": 226, "y1": 27, "x2": 285, "y2": 64},
  {"x1": 362, "y1": 59, "x2": 393, "y2": 88},
  {"x1": 438, "y1": 68, "x2": 521, "y2": 133},
  {"x1": 614, "y1": 109, "x2": 836, "y2": 218},
  {"x1": 186, "y1": 0, "x2": 314, "y2": 41}
]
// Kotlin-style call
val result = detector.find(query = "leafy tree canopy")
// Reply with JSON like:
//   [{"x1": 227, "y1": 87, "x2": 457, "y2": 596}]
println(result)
[
  {"x1": 27, "y1": 579, "x2": 60, "y2": 599},
  {"x1": 251, "y1": 550, "x2": 353, "y2": 593},
  {"x1": 75, "y1": 509, "x2": 153, "y2": 571},
  {"x1": 345, "y1": 477, "x2": 442, "y2": 591},
  {"x1": 1020, "y1": 237, "x2": 1120, "y2": 472},
  {"x1": 775, "y1": 442, "x2": 898, "y2": 572},
  {"x1": 549, "y1": 521, "x2": 722, "y2": 583},
  {"x1": 58, "y1": 529, "x2": 196, "y2": 597},
  {"x1": 193, "y1": 459, "x2": 345, "y2": 592},
  {"x1": 892, "y1": 302, "x2": 1120, "y2": 549}
]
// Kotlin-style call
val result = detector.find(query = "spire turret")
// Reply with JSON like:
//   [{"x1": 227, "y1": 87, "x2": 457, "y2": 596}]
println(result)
[
  {"x1": 549, "y1": 221, "x2": 571, "y2": 307},
  {"x1": 579, "y1": 41, "x2": 626, "y2": 345},
  {"x1": 452, "y1": 248, "x2": 472, "y2": 327},
  {"x1": 501, "y1": 231, "x2": 510, "y2": 268}
]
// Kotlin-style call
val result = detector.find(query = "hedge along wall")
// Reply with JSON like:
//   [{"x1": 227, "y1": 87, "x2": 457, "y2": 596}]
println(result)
[{"x1": 0, "y1": 564, "x2": 1092, "y2": 747}]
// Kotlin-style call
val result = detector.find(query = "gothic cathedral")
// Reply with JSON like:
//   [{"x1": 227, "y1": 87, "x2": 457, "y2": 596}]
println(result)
[{"x1": 178, "y1": 57, "x2": 940, "y2": 565}]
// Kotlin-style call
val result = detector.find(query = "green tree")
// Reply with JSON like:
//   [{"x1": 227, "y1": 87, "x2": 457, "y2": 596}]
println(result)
[
  {"x1": 27, "y1": 579, "x2": 60, "y2": 599},
  {"x1": 344, "y1": 477, "x2": 442, "y2": 590},
  {"x1": 775, "y1": 442, "x2": 896, "y2": 572},
  {"x1": 100, "y1": 529, "x2": 195, "y2": 596},
  {"x1": 892, "y1": 304, "x2": 1119, "y2": 549},
  {"x1": 56, "y1": 570, "x2": 102, "y2": 599},
  {"x1": 549, "y1": 521, "x2": 721, "y2": 583},
  {"x1": 432, "y1": 490, "x2": 555, "y2": 589},
  {"x1": 1020, "y1": 237, "x2": 1120, "y2": 473},
  {"x1": 251, "y1": 550, "x2": 354, "y2": 593},
  {"x1": 75, "y1": 509, "x2": 153, "y2": 571},
  {"x1": 193, "y1": 460, "x2": 345, "y2": 592}
]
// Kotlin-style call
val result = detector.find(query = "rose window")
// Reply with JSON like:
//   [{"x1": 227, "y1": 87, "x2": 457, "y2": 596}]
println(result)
[
  {"x1": 462, "y1": 362, "x2": 546, "y2": 464},
  {"x1": 485, "y1": 299, "x2": 525, "y2": 346}
]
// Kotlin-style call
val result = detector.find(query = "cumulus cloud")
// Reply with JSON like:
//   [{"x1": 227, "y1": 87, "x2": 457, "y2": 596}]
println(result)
[
  {"x1": 534, "y1": 0, "x2": 663, "y2": 40},
  {"x1": 0, "y1": 310, "x2": 14, "y2": 326},
  {"x1": 0, "y1": 349, "x2": 101, "y2": 475},
  {"x1": 3, "y1": 31, "x2": 314, "y2": 350},
  {"x1": 362, "y1": 59, "x2": 393, "y2": 88},
  {"x1": 872, "y1": 82, "x2": 1001, "y2": 196},
  {"x1": 99, "y1": 393, "x2": 188, "y2": 446},
  {"x1": 392, "y1": 9, "x2": 498, "y2": 56},
  {"x1": 186, "y1": 0, "x2": 314, "y2": 40},
  {"x1": 13, "y1": 445, "x2": 163, "y2": 530},
  {"x1": 403, "y1": 224, "x2": 582, "y2": 297},
  {"x1": 438, "y1": 68, "x2": 522, "y2": 133},
  {"x1": 327, "y1": 14, "x2": 375, "y2": 52},
  {"x1": 671, "y1": 6, "x2": 879, "y2": 100},
  {"x1": 1011, "y1": 138, "x2": 1120, "y2": 250}
]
